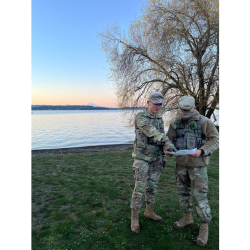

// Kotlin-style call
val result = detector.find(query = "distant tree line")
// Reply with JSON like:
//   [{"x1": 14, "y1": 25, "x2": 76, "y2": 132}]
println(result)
[
  {"x1": 31, "y1": 105, "x2": 144, "y2": 110},
  {"x1": 32, "y1": 105, "x2": 114, "y2": 110}
]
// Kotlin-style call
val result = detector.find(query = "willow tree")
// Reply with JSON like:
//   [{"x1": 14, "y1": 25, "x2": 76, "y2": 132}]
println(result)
[{"x1": 100, "y1": 0, "x2": 219, "y2": 126}]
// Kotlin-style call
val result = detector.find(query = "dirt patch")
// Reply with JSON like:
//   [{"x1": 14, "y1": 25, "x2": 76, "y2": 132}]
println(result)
[{"x1": 32, "y1": 144, "x2": 133, "y2": 156}]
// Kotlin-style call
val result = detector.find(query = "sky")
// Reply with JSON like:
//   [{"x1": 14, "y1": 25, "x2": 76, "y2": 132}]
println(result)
[{"x1": 32, "y1": 0, "x2": 143, "y2": 107}]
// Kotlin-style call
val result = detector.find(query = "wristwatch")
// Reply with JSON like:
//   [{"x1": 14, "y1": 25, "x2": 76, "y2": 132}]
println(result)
[{"x1": 200, "y1": 149, "x2": 204, "y2": 156}]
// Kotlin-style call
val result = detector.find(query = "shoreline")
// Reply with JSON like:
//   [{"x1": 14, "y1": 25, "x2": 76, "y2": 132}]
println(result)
[{"x1": 32, "y1": 143, "x2": 133, "y2": 156}]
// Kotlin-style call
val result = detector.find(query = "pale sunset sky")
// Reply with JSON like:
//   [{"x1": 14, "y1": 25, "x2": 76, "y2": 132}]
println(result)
[{"x1": 32, "y1": 0, "x2": 143, "y2": 107}]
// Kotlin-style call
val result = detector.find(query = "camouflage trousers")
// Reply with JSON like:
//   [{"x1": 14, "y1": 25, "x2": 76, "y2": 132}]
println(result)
[
  {"x1": 130, "y1": 159, "x2": 163, "y2": 210},
  {"x1": 175, "y1": 163, "x2": 212, "y2": 223}
]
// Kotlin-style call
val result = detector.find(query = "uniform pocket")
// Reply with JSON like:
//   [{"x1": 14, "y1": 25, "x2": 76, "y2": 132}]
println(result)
[
  {"x1": 187, "y1": 137, "x2": 196, "y2": 149},
  {"x1": 176, "y1": 128, "x2": 184, "y2": 137},
  {"x1": 136, "y1": 139, "x2": 146, "y2": 148},
  {"x1": 136, "y1": 131, "x2": 146, "y2": 149},
  {"x1": 176, "y1": 138, "x2": 185, "y2": 149}
]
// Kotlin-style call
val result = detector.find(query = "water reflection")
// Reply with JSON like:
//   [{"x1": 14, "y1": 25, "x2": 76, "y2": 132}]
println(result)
[{"x1": 32, "y1": 110, "x2": 135, "y2": 150}]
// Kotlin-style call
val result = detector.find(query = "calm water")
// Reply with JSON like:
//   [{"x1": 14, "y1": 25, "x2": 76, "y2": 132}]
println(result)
[
  {"x1": 32, "y1": 109, "x2": 219, "y2": 150},
  {"x1": 32, "y1": 110, "x2": 135, "y2": 150}
]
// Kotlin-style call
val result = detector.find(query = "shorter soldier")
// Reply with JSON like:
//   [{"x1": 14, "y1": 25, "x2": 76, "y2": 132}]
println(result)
[
  {"x1": 165, "y1": 96, "x2": 219, "y2": 247},
  {"x1": 130, "y1": 92, "x2": 176, "y2": 234}
]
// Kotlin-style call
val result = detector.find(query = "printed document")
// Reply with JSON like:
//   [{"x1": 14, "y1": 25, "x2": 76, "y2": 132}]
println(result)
[{"x1": 168, "y1": 148, "x2": 197, "y2": 156}]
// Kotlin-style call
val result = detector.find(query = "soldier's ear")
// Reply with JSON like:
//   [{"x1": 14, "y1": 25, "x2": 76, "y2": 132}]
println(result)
[{"x1": 194, "y1": 107, "x2": 196, "y2": 110}]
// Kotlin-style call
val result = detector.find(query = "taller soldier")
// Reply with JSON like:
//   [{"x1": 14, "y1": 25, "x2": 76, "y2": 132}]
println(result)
[
  {"x1": 130, "y1": 92, "x2": 177, "y2": 234},
  {"x1": 165, "y1": 96, "x2": 219, "y2": 247}
]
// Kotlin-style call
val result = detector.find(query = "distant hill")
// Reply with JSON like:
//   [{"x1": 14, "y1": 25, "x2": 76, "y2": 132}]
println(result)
[{"x1": 86, "y1": 102, "x2": 100, "y2": 107}]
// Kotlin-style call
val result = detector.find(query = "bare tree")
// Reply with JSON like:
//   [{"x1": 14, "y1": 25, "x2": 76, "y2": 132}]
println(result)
[{"x1": 99, "y1": 0, "x2": 219, "y2": 126}]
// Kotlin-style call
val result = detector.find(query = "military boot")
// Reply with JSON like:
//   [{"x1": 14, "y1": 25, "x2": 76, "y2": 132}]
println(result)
[
  {"x1": 144, "y1": 204, "x2": 164, "y2": 222},
  {"x1": 173, "y1": 212, "x2": 194, "y2": 229},
  {"x1": 131, "y1": 209, "x2": 140, "y2": 234},
  {"x1": 196, "y1": 223, "x2": 209, "y2": 247}
]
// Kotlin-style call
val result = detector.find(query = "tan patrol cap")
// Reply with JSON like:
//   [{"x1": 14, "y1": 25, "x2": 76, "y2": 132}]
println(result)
[
  {"x1": 148, "y1": 92, "x2": 165, "y2": 104},
  {"x1": 178, "y1": 96, "x2": 195, "y2": 118}
]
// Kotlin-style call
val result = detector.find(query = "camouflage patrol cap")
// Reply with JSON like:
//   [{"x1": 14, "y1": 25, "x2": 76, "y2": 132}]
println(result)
[
  {"x1": 148, "y1": 92, "x2": 165, "y2": 104},
  {"x1": 178, "y1": 96, "x2": 195, "y2": 118}
]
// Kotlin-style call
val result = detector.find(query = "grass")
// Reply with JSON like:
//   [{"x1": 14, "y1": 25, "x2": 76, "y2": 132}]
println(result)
[{"x1": 32, "y1": 149, "x2": 219, "y2": 250}]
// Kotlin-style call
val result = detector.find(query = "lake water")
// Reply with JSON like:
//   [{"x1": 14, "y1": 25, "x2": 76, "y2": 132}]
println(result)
[
  {"x1": 31, "y1": 110, "x2": 135, "y2": 150},
  {"x1": 32, "y1": 109, "x2": 219, "y2": 150}
]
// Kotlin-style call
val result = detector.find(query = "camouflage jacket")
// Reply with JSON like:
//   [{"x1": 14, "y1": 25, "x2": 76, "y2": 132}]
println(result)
[
  {"x1": 132, "y1": 108, "x2": 170, "y2": 162},
  {"x1": 167, "y1": 110, "x2": 219, "y2": 167}
]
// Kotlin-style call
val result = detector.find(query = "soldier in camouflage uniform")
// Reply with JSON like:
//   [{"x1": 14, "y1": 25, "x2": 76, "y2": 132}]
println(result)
[
  {"x1": 130, "y1": 92, "x2": 177, "y2": 234},
  {"x1": 165, "y1": 96, "x2": 219, "y2": 247}
]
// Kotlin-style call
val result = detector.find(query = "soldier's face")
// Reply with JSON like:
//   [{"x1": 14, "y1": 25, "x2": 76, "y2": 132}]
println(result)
[{"x1": 147, "y1": 101, "x2": 162, "y2": 115}]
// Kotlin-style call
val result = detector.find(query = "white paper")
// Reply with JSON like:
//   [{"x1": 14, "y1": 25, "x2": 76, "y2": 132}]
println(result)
[{"x1": 168, "y1": 148, "x2": 197, "y2": 156}]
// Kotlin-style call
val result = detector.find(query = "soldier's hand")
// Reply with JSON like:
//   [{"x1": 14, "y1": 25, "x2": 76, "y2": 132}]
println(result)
[
  {"x1": 167, "y1": 143, "x2": 177, "y2": 152},
  {"x1": 165, "y1": 152, "x2": 174, "y2": 157},
  {"x1": 172, "y1": 146, "x2": 177, "y2": 152},
  {"x1": 187, "y1": 149, "x2": 201, "y2": 158},
  {"x1": 164, "y1": 142, "x2": 177, "y2": 153},
  {"x1": 163, "y1": 141, "x2": 171, "y2": 152}
]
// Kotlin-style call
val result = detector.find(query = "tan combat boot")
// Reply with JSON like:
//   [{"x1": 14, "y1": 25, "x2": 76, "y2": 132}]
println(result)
[
  {"x1": 144, "y1": 204, "x2": 164, "y2": 222},
  {"x1": 196, "y1": 223, "x2": 209, "y2": 247},
  {"x1": 131, "y1": 209, "x2": 140, "y2": 234},
  {"x1": 173, "y1": 212, "x2": 194, "y2": 229}
]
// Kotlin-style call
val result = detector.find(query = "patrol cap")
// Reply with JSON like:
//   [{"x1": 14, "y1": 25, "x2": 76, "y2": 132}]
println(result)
[
  {"x1": 178, "y1": 96, "x2": 195, "y2": 118},
  {"x1": 148, "y1": 92, "x2": 165, "y2": 104}
]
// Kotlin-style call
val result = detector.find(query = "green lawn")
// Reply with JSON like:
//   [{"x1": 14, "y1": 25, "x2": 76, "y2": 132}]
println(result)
[{"x1": 32, "y1": 149, "x2": 219, "y2": 250}]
